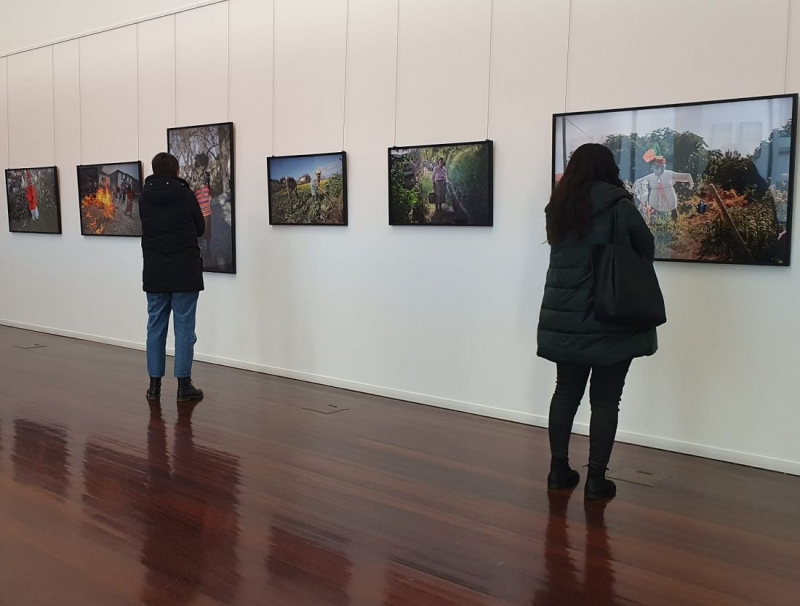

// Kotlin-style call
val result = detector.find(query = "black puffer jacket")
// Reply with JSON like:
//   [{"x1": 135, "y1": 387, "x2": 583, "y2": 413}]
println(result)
[
  {"x1": 537, "y1": 182, "x2": 658, "y2": 366},
  {"x1": 140, "y1": 175, "x2": 205, "y2": 293}
]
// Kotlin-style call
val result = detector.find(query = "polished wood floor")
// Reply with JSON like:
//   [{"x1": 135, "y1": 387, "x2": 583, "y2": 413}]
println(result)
[{"x1": 0, "y1": 325, "x2": 798, "y2": 605}]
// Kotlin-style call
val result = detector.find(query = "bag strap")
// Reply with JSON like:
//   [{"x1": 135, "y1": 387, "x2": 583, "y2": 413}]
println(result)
[{"x1": 610, "y1": 201, "x2": 620, "y2": 245}]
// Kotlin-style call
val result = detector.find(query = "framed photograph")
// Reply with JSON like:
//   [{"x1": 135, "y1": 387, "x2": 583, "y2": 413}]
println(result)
[
  {"x1": 554, "y1": 94, "x2": 797, "y2": 266},
  {"x1": 77, "y1": 161, "x2": 143, "y2": 237},
  {"x1": 5, "y1": 166, "x2": 62, "y2": 234},
  {"x1": 168, "y1": 122, "x2": 236, "y2": 274},
  {"x1": 267, "y1": 152, "x2": 347, "y2": 226},
  {"x1": 388, "y1": 140, "x2": 493, "y2": 226}
]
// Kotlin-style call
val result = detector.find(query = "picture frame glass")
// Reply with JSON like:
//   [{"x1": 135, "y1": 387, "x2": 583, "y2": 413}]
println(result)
[
  {"x1": 78, "y1": 162, "x2": 143, "y2": 237},
  {"x1": 268, "y1": 152, "x2": 347, "y2": 225},
  {"x1": 554, "y1": 95, "x2": 796, "y2": 266},
  {"x1": 389, "y1": 141, "x2": 493, "y2": 226},
  {"x1": 5, "y1": 166, "x2": 62, "y2": 234},
  {"x1": 168, "y1": 122, "x2": 236, "y2": 274}
]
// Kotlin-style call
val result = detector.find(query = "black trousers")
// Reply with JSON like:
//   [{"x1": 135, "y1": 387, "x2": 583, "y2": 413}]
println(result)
[{"x1": 548, "y1": 359, "x2": 632, "y2": 468}]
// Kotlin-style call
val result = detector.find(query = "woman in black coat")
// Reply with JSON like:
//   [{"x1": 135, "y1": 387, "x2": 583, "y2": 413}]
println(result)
[
  {"x1": 140, "y1": 152, "x2": 205, "y2": 403},
  {"x1": 538, "y1": 143, "x2": 658, "y2": 501}
]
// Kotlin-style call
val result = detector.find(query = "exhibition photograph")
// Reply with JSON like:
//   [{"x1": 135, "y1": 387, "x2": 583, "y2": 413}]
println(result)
[{"x1": 0, "y1": 1, "x2": 798, "y2": 605}]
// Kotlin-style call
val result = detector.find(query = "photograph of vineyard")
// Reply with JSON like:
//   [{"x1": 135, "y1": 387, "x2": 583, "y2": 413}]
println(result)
[
  {"x1": 389, "y1": 141, "x2": 493, "y2": 226},
  {"x1": 168, "y1": 122, "x2": 235, "y2": 273},
  {"x1": 77, "y1": 162, "x2": 142, "y2": 236},
  {"x1": 5, "y1": 167, "x2": 61, "y2": 234},
  {"x1": 268, "y1": 152, "x2": 347, "y2": 225},
  {"x1": 555, "y1": 95, "x2": 796, "y2": 265}
]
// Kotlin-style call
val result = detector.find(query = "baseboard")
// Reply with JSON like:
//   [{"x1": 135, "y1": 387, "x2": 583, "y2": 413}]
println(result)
[
  {"x1": 0, "y1": 319, "x2": 147, "y2": 351},
  {"x1": 3, "y1": 318, "x2": 798, "y2": 476}
]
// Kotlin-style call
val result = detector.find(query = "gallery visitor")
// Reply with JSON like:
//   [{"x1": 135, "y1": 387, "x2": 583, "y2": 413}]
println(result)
[
  {"x1": 432, "y1": 157, "x2": 448, "y2": 213},
  {"x1": 633, "y1": 156, "x2": 694, "y2": 222},
  {"x1": 140, "y1": 152, "x2": 206, "y2": 403},
  {"x1": 538, "y1": 143, "x2": 659, "y2": 501}
]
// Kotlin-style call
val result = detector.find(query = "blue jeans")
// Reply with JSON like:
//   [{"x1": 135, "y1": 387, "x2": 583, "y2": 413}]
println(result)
[{"x1": 146, "y1": 292, "x2": 199, "y2": 379}]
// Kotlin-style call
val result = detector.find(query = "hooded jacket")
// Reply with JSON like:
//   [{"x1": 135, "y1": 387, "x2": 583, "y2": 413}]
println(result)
[
  {"x1": 537, "y1": 182, "x2": 658, "y2": 366},
  {"x1": 140, "y1": 175, "x2": 205, "y2": 294}
]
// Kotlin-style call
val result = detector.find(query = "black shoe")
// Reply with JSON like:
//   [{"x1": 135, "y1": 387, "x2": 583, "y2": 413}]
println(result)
[
  {"x1": 585, "y1": 466, "x2": 616, "y2": 501},
  {"x1": 547, "y1": 456, "x2": 580, "y2": 490},
  {"x1": 146, "y1": 377, "x2": 162, "y2": 401},
  {"x1": 177, "y1": 377, "x2": 204, "y2": 402},
  {"x1": 548, "y1": 468, "x2": 580, "y2": 490}
]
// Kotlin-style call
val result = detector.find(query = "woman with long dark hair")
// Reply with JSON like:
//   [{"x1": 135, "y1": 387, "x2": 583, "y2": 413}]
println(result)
[{"x1": 538, "y1": 143, "x2": 658, "y2": 501}]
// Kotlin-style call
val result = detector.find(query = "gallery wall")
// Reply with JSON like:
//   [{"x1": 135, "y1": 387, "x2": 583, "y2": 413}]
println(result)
[{"x1": 1, "y1": 0, "x2": 799, "y2": 475}]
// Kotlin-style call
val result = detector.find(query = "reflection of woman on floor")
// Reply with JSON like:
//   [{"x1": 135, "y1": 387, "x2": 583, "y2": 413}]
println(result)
[
  {"x1": 195, "y1": 172, "x2": 213, "y2": 255},
  {"x1": 25, "y1": 170, "x2": 39, "y2": 221},
  {"x1": 532, "y1": 492, "x2": 618, "y2": 606},
  {"x1": 432, "y1": 157, "x2": 448, "y2": 213},
  {"x1": 633, "y1": 157, "x2": 694, "y2": 222}
]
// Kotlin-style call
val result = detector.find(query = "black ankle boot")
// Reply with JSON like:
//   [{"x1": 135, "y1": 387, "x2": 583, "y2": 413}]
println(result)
[
  {"x1": 585, "y1": 464, "x2": 616, "y2": 501},
  {"x1": 547, "y1": 456, "x2": 580, "y2": 490},
  {"x1": 177, "y1": 377, "x2": 204, "y2": 402},
  {"x1": 146, "y1": 377, "x2": 162, "y2": 401}
]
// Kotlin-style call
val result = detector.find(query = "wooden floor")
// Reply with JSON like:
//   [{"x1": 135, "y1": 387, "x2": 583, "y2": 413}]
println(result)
[{"x1": 0, "y1": 326, "x2": 799, "y2": 606}]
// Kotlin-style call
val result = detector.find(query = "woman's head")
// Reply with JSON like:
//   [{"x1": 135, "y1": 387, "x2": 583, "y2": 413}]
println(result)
[
  {"x1": 559, "y1": 143, "x2": 621, "y2": 187},
  {"x1": 438, "y1": 157, "x2": 445, "y2": 166},
  {"x1": 547, "y1": 144, "x2": 624, "y2": 244},
  {"x1": 152, "y1": 152, "x2": 180, "y2": 178}
]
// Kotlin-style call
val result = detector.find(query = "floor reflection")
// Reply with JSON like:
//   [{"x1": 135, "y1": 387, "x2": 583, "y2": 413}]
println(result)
[
  {"x1": 583, "y1": 499, "x2": 618, "y2": 606},
  {"x1": 80, "y1": 403, "x2": 242, "y2": 605},
  {"x1": 83, "y1": 435, "x2": 149, "y2": 529},
  {"x1": 384, "y1": 563, "x2": 490, "y2": 606},
  {"x1": 531, "y1": 492, "x2": 621, "y2": 606},
  {"x1": 139, "y1": 404, "x2": 242, "y2": 606},
  {"x1": 267, "y1": 517, "x2": 352, "y2": 605},
  {"x1": 13, "y1": 419, "x2": 70, "y2": 498}
]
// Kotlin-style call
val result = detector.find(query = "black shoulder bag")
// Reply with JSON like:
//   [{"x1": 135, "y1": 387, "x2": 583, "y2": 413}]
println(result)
[{"x1": 592, "y1": 203, "x2": 667, "y2": 329}]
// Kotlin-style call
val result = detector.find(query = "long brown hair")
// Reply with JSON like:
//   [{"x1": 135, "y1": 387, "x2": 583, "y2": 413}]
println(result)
[{"x1": 547, "y1": 143, "x2": 624, "y2": 244}]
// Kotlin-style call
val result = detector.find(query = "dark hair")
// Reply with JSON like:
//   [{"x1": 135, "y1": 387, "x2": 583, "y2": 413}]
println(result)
[
  {"x1": 547, "y1": 143, "x2": 624, "y2": 244},
  {"x1": 152, "y1": 152, "x2": 180, "y2": 177},
  {"x1": 438, "y1": 157, "x2": 444, "y2": 163}
]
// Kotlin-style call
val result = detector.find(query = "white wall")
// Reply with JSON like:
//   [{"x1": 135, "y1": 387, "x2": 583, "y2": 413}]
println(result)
[
  {"x1": 0, "y1": 0, "x2": 222, "y2": 56},
  {"x1": 0, "y1": 0, "x2": 798, "y2": 475}
]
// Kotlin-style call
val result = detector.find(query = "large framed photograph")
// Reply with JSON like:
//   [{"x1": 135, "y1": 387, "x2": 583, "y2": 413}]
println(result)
[
  {"x1": 77, "y1": 161, "x2": 143, "y2": 236},
  {"x1": 168, "y1": 122, "x2": 235, "y2": 274},
  {"x1": 5, "y1": 166, "x2": 61, "y2": 234},
  {"x1": 554, "y1": 94, "x2": 797, "y2": 266},
  {"x1": 267, "y1": 152, "x2": 347, "y2": 225},
  {"x1": 388, "y1": 140, "x2": 493, "y2": 226}
]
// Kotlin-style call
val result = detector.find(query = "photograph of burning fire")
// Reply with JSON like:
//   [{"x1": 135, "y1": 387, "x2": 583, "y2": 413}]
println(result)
[
  {"x1": 554, "y1": 94, "x2": 796, "y2": 266},
  {"x1": 78, "y1": 162, "x2": 143, "y2": 237},
  {"x1": 5, "y1": 166, "x2": 62, "y2": 234},
  {"x1": 168, "y1": 122, "x2": 235, "y2": 274}
]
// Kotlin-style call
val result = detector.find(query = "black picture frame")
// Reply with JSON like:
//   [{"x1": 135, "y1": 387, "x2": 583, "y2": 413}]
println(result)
[
  {"x1": 267, "y1": 151, "x2": 348, "y2": 226},
  {"x1": 168, "y1": 121, "x2": 236, "y2": 275},
  {"x1": 77, "y1": 160, "x2": 143, "y2": 238},
  {"x1": 5, "y1": 166, "x2": 62, "y2": 235},
  {"x1": 388, "y1": 139, "x2": 494, "y2": 227},
  {"x1": 552, "y1": 93, "x2": 798, "y2": 267}
]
